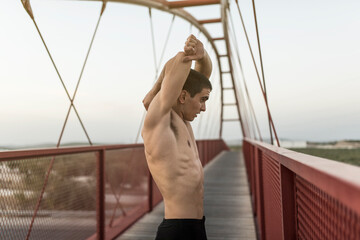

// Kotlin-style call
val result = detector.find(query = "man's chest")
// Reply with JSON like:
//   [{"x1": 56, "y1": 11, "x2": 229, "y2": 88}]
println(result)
[{"x1": 170, "y1": 114, "x2": 198, "y2": 158}]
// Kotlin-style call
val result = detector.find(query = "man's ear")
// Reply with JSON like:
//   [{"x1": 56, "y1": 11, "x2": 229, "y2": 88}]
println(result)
[{"x1": 178, "y1": 90, "x2": 187, "y2": 104}]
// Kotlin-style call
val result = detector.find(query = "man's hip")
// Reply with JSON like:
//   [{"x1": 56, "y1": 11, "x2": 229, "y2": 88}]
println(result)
[{"x1": 155, "y1": 216, "x2": 207, "y2": 240}]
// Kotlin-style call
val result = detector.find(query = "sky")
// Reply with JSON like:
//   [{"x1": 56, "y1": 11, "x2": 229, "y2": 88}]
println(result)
[{"x1": 0, "y1": 0, "x2": 359, "y2": 148}]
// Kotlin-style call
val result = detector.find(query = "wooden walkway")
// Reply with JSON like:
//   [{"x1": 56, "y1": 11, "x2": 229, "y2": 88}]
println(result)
[{"x1": 116, "y1": 151, "x2": 257, "y2": 240}]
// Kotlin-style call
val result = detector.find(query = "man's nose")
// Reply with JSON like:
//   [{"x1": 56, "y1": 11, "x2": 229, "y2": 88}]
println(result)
[{"x1": 201, "y1": 103, "x2": 206, "y2": 112}]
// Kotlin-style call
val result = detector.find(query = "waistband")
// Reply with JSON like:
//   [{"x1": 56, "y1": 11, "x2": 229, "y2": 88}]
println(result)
[{"x1": 163, "y1": 216, "x2": 206, "y2": 224}]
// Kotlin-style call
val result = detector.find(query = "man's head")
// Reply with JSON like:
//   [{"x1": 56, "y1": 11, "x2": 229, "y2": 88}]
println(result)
[
  {"x1": 182, "y1": 69, "x2": 212, "y2": 97},
  {"x1": 177, "y1": 69, "x2": 212, "y2": 121}
]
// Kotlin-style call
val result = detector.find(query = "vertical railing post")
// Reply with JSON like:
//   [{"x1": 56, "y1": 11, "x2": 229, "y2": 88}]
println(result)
[
  {"x1": 255, "y1": 148, "x2": 266, "y2": 240},
  {"x1": 148, "y1": 171, "x2": 153, "y2": 212},
  {"x1": 250, "y1": 145, "x2": 256, "y2": 208},
  {"x1": 280, "y1": 165, "x2": 297, "y2": 239},
  {"x1": 205, "y1": 141, "x2": 208, "y2": 165},
  {"x1": 96, "y1": 149, "x2": 105, "y2": 240}
]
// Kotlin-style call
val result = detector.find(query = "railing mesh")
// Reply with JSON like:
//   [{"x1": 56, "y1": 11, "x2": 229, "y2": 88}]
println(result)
[
  {"x1": 295, "y1": 175, "x2": 360, "y2": 240},
  {"x1": 262, "y1": 154, "x2": 282, "y2": 239},
  {"x1": 104, "y1": 148, "x2": 148, "y2": 228},
  {"x1": 0, "y1": 153, "x2": 97, "y2": 240}
]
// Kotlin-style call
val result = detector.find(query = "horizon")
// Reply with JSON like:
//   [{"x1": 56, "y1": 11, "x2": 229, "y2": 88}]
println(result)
[{"x1": 2, "y1": 138, "x2": 360, "y2": 151}]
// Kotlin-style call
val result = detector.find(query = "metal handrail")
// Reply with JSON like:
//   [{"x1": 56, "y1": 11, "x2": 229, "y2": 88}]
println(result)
[
  {"x1": 243, "y1": 138, "x2": 360, "y2": 239},
  {"x1": 0, "y1": 144, "x2": 143, "y2": 161}
]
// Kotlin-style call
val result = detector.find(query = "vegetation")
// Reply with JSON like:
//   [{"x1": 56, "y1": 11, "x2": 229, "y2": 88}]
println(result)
[
  {"x1": 229, "y1": 145, "x2": 242, "y2": 151},
  {"x1": 4, "y1": 153, "x2": 97, "y2": 211},
  {"x1": 229, "y1": 145, "x2": 360, "y2": 167},
  {"x1": 289, "y1": 148, "x2": 360, "y2": 167},
  {"x1": 2, "y1": 149, "x2": 148, "y2": 211}
]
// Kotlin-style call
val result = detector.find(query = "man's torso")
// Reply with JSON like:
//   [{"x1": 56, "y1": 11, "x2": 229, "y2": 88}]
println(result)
[{"x1": 142, "y1": 109, "x2": 204, "y2": 219}]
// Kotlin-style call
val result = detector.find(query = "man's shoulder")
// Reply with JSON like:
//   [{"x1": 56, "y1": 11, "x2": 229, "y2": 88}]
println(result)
[
  {"x1": 143, "y1": 107, "x2": 172, "y2": 135},
  {"x1": 143, "y1": 109, "x2": 181, "y2": 137},
  {"x1": 143, "y1": 94, "x2": 169, "y2": 128},
  {"x1": 142, "y1": 110, "x2": 179, "y2": 159}
]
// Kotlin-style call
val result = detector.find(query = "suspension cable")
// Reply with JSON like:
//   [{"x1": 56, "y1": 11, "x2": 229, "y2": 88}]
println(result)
[
  {"x1": 21, "y1": 8, "x2": 98, "y2": 146},
  {"x1": 20, "y1": 2, "x2": 107, "y2": 239},
  {"x1": 233, "y1": 72, "x2": 251, "y2": 138},
  {"x1": 251, "y1": 0, "x2": 273, "y2": 144},
  {"x1": 134, "y1": 12, "x2": 176, "y2": 144},
  {"x1": 228, "y1": 9, "x2": 254, "y2": 139},
  {"x1": 251, "y1": 0, "x2": 267, "y2": 105},
  {"x1": 228, "y1": 17, "x2": 255, "y2": 139},
  {"x1": 157, "y1": 15, "x2": 176, "y2": 76},
  {"x1": 227, "y1": 7, "x2": 262, "y2": 141},
  {"x1": 234, "y1": 0, "x2": 264, "y2": 92},
  {"x1": 229, "y1": 51, "x2": 250, "y2": 138},
  {"x1": 59, "y1": 2, "x2": 107, "y2": 146},
  {"x1": 231, "y1": 53, "x2": 253, "y2": 139},
  {"x1": 234, "y1": 0, "x2": 280, "y2": 146},
  {"x1": 148, "y1": 8, "x2": 158, "y2": 73}
]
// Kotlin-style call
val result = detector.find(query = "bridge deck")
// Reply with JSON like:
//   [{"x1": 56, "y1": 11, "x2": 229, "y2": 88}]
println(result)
[{"x1": 116, "y1": 151, "x2": 257, "y2": 240}]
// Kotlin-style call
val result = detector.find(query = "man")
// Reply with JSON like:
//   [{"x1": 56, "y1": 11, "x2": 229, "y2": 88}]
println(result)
[{"x1": 141, "y1": 35, "x2": 212, "y2": 240}]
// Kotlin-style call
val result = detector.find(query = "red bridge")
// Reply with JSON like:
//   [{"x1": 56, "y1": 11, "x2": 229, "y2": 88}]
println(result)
[
  {"x1": 1, "y1": 140, "x2": 360, "y2": 239},
  {"x1": 1, "y1": 0, "x2": 360, "y2": 239}
]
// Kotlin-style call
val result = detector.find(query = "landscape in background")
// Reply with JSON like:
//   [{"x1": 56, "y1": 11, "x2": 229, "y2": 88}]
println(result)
[
  {"x1": 1, "y1": 139, "x2": 360, "y2": 167},
  {"x1": 226, "y1": 138, "x2": 360, "y2": 149},
  {"x1": 227, "y1": 139, "x2": 360, "y2": 167}
]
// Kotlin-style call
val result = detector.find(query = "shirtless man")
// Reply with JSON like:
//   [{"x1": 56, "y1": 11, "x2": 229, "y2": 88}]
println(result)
[{"x1": 141, "y1": 35, "x2": 212, "y2": 240}]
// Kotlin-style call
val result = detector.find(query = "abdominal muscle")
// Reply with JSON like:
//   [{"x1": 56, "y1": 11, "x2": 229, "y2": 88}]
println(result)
[{"x1": 147, "y1": 152, "x2": 204, "y2": 219}]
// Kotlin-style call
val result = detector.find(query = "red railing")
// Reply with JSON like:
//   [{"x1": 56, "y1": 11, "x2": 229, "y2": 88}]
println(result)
[
  {"x1": 243, "y1": 138, "x2": 360, "y2": 240},
  {"x1": 0, "y1": 139, "x2": 228, "y2": 240}
]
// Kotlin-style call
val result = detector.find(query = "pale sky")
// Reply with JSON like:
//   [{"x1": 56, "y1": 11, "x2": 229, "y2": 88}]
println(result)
[{"x1": 0, "y1": 0, "x2": 359, "y2": 148}]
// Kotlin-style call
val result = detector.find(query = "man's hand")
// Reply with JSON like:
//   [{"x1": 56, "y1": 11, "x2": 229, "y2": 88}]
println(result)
[{"x1": 183, "y1": 34, "x2": 205, "y2": 62}]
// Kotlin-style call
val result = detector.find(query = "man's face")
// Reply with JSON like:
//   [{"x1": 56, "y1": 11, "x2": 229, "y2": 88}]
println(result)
[{"x1": 183, "y1": 88, "x2": 211, "y2": 121}]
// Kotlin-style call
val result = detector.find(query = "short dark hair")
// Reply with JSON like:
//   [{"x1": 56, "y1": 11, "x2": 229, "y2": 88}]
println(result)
[{"x1": 182, "y1": 69, "x2": 212, "y2": 97}]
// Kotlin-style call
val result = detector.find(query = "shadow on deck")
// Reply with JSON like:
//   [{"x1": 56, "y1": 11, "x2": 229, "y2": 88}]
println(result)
[{"x1": 116, "y1": 151, "x2": 257, "y2": 240}]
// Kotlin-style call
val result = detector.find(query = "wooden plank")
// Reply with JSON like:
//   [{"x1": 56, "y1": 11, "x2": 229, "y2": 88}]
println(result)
[{"x1": 116, "y1": 151, "x2": 257, "y2": 240}]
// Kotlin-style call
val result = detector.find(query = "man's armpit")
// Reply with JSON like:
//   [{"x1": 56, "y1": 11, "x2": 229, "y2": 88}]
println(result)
[{"x1": 170, "y1": 111, "x2": 178, "y2": 138}]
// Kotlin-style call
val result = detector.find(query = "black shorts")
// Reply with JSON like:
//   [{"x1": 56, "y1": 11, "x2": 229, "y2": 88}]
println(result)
[{"x1": 155, "y1": 216, "x2": 207, "y2": 240}]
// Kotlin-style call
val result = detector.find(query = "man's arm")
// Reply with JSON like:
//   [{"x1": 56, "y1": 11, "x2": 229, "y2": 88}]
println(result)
[
  {"x1": 142, "y1": 35, "x2": 212, "y2": 111},
  {"x1": 183, "y1": 34, "x2": 212, "y2": 78},
  {"x1": 194, "y1": 51, "x2": 212, "y2": 79},
  {"x1": 142, "y1": 67, "x2": 165, "y2": 111},
  {"x1": 143, "y1": 52, "x2": 191, "y2": 129}
]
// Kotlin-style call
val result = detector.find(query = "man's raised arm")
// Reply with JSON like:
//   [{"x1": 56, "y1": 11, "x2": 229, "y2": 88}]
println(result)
[
  {"x1": 183, "y1": 34, "x2": 212, "y2": 78},
  {"x1": 142, "y1": 67, "x2": 165, "y2": 111},
  {"x1": 143, "y1": 35, "x2": 212, "y2": 111},
  {"x1": 143, "y1": 52, "x2": 191, "y2": 129},
  {"x1": 159, "y1": 52, "x2": 192, "y2": 112}
]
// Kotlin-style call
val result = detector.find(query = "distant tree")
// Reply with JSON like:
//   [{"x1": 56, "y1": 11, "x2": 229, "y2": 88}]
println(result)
[{"x1": 5, "y1": 154, "x2": 96, "y2": 211}]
